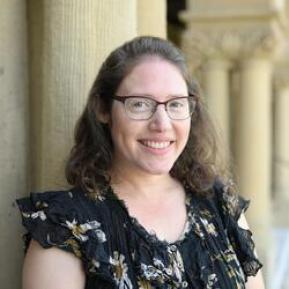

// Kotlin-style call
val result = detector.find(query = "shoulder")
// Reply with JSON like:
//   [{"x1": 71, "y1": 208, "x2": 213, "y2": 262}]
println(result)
[
  {"x1": 196, "y1": 179, "x2": 250, "y2": 224},
  {"x1": 23, "y1": 239, "x2": 85, "y2": 289},
  {"x1": 199, "y1": 179, "x2": 263, "y2": 280},
  {"x1": 17, "y1": 187, "x2": 115, "y2": 282},
  {"x1": 16, "y1": 187, "x2": 108, "y2": 223},
  {"x1": 16, "y1": 187, "x2": 110, "y2": 254}
]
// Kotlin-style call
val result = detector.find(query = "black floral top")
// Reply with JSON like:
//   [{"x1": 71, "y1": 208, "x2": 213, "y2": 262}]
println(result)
[{"x1": 17, "y1": 181, "x2": 262, "y2": 289}]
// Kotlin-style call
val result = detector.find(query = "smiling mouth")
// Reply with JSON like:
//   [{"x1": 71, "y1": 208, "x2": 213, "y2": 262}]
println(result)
[{"x1": 139, "y1": 140, "x2": 173, "y2": 149}]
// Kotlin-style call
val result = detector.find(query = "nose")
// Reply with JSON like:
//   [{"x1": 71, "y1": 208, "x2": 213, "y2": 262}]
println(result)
[{"x1": 149, "y1": 104, "x2": 172, "y2": 132}]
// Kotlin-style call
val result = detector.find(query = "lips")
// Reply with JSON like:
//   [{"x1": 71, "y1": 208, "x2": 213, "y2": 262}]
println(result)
[{"x1": 139, "y1": 140, "x2": 173, "y2": 149}]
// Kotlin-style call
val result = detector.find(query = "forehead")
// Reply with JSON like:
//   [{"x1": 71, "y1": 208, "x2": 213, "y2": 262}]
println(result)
[{"x1": 117, "y1": 56, "x2": 188, "y2": 96}]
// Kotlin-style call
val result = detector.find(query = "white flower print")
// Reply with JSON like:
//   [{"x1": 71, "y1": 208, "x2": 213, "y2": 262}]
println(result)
[
  {"x1": 65, "y1": 219, "x2": 106, "y2": 243},
  {"x1": 167, "y1": 246, "x2": 184, "y2": 284},
  {"x1": 199, "y1": 217, "x2": 218, "y2": 237},
  {"x1": 141, "y1": 263, "x2": 162, "y2": 281},
  {"x1": 22, "y1": 210, "x2": 47, "y2": 221},
  {"x1": 109, "y1": 251, "x2": 133, "y2": 289},
  {"x1": 206, "y1": 273, "x2": 218, "y2": 289}
]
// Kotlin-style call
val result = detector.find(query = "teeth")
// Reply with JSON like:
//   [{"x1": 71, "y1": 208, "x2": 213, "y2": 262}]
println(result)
[{"x1": 142, "y1": 140, "x2": 171, "y2": 149}]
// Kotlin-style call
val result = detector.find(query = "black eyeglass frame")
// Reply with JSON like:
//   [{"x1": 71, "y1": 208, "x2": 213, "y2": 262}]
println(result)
[{"x1": 112, "y1": 94, "x2": 198, "y2": 120}]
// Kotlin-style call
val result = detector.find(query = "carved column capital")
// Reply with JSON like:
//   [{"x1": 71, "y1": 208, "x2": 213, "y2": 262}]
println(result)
[{"x1": 182, "y1": 25, "x2": 281, "y2": 71}]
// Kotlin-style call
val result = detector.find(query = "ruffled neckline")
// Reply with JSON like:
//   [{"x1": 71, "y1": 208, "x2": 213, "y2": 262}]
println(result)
[{"x1": 105, "y1": 186, "x2": 194, "y2": 247}]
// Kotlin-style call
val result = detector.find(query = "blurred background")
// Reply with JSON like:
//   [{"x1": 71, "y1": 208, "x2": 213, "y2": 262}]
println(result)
[{"x1": 1, "y1": 0, "x2": 288, "y2": 288}]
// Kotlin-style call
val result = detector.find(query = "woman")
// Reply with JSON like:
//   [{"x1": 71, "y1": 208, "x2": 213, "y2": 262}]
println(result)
[{"x1": 17, "y1": 36, "x2": 265, "y2": 289}]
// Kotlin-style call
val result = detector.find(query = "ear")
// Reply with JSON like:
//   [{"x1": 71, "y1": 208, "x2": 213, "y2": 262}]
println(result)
[{"x1": 93, "y1": 97, "x2": 111, "y2": 124}]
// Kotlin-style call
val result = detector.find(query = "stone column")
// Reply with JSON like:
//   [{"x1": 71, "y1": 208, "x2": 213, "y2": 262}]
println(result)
[
  {"x1": 180, "y1": 2, "x2": 284, "y2": 284},
  {"x1": 274, "y1": 75, "x2": 289, "y2": 200},
  {"x1": 203, "y1": 58, "x2": 231, "y2": 146},
  {"x1": 236, "y1": 56, "x2": 273, "y2": 279},
  {"x1": 0, "y1": 0, "x2": 29, "y2": 288},
  {"x1": 137, "y1": 0, "x2": 167, "y2": 38},
  {"x1": 28, "y1": 0, "x2": 137, "y2": 191}
]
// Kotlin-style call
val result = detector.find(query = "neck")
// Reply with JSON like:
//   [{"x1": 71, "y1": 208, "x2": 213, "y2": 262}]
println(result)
[{"x1": 109, "y1": 167, "x2": 179, "y2": 201}]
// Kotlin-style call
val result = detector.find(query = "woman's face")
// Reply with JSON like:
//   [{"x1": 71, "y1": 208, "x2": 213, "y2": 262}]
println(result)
[{"x1": 109, "y1": 57, "x2": 191, "y2": 177}]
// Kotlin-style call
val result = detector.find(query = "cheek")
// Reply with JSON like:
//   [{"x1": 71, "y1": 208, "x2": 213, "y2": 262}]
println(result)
[
  {"x1": 110, "y1": 106, "x2": 126, "y2": 137},
  {"x1": 110, "y1": 109, "x2": 137, "y2": 144},
  {"x1": 177, "y1": 121, "x2": 191, "y2": 141}
]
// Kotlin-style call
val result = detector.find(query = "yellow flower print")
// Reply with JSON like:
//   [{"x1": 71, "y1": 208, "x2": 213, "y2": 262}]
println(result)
[
  {"x1": 109, "y1": 251, "x2": 133, "y2": 289},
  {"x1": 64, "y1": 239, "x2": 82, "y2": 258},
  {"x1": 138, "y1": 279, "x2": 153, "y2": 289},
  {"x1": 65, "y1": 219, "x2": 106, "y2": 243},
  {"x1": 199, "y1": 217, "x2": 218, "y2": 237}
]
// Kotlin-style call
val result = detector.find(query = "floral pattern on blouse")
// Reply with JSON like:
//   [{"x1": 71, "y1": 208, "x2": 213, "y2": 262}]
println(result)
[
  {"x1": 110, "y1": 251, "x2": 133, "y2": 289},
  {"x1": 16, "y1": 181, "x2": 262, "y2": 289}
]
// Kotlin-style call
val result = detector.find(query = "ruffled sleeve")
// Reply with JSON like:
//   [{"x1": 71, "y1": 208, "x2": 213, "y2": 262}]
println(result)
[
  {"x1": 214, "y1": 180, "x2": 262, "y2": 279},
  {"x1": 16, "y1": 189, "x2": 111, "y2": 280}
]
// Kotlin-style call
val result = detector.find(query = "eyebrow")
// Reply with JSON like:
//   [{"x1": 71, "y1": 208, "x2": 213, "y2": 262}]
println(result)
[{"x1": 125, "y1": 93, "x2": 190, "y2": 98}]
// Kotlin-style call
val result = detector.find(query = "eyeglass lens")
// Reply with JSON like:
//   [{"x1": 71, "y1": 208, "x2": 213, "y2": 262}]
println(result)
[{"x1": 124, "y1": 97, "x2": 195, "y2": 120}]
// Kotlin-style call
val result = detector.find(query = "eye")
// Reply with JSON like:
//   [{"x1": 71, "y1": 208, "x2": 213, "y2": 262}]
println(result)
[
  {"x1": 168, "y1": 99, "x2": 186, "y2": 109},
  {"x1": 127, "y1": 98, "x2": 152, "y2": 111},
  {"x1": 133, "y1": 101, "x2": 148, "y2": 108}
]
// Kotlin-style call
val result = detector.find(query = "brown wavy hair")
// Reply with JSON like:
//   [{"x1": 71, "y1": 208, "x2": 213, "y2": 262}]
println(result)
[{"x1": 65, "y1": 36, "x2": 229, "y2": 197}]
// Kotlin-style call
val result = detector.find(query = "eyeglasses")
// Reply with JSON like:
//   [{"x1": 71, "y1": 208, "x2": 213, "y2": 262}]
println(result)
[{"x1": 112, "y1": 95, "x2": 197, "y2": 120}]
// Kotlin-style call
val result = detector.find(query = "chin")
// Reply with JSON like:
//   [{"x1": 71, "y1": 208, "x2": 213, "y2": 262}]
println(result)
[{"x1": 143, "y1": 164, "x2": 174, "y2": 175}]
